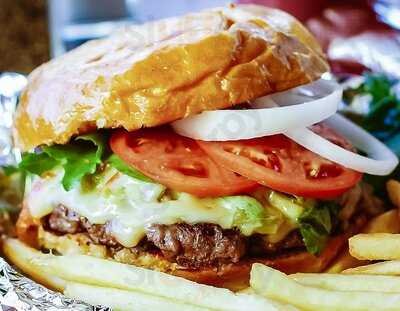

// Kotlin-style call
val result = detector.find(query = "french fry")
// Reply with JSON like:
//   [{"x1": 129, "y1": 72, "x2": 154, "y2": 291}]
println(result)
[
  {"x1": 2, "y1": 238, "x2": 66, "y2": 291},
  {"x1": 343, "y1": 260, "x2": 400, "y2": 275},
  {"x1": 291, "y1": 273, "x2": 400, "y2": 292},
  {"x1": 33, "y1": 253, "x2": 294, "y2": 311},
  {"x1": 4, "y1": 238, "x2": 297, "y2": 310},
  {"x1": 251, "y1": 263, "x2": 400, "y2": 311},
  {"x1": 324, "y1": 252, "x2": 368, "y2": 274},
  {"x1": 387, "y1": 180, "x2": 400, "y2": 208},
  {"x1": 349, "y1": 233, "x2": 400, "y2": 260},
  {"x1": 237, "y1": 287, "x2": 256, "y2": 295},
  {"x1": 326, "y1": 209, "x2": 400, "y2": 272},
  {"x1": 64, "y1": 282, "x2": 208, "y2": 311},
  {"x1": 362, "y1": 209, "x2": 400, "y2": 233}
]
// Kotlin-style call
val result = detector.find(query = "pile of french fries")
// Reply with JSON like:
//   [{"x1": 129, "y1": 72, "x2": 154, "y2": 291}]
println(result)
[
  {"x1": 3, "y1": 179, "x2": 400, "y2": 310},
  {"x1": 3, "y1": 238, "x2": 298, "y2": 311},
  {"x1": 248, "y1": 180, "x2": 400, "y2": 311}
]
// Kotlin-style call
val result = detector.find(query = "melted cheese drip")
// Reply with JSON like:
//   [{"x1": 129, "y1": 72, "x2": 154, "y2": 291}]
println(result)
[{"x1": 27, "y1": 168, "x2": 256, "y2": 247}]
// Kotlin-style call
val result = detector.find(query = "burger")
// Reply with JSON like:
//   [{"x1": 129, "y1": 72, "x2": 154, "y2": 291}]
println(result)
[{"x1": 8, "y1": 4, "x2": 398, "y2": 291}]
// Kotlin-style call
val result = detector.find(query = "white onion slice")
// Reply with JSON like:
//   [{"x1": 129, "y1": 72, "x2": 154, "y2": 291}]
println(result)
[
  {"x1": 285, "y1": 114, "x2": 399, "y2": 176},
  {"x1": 172, "y1": 79, "x2": 342, "y2": 141}
]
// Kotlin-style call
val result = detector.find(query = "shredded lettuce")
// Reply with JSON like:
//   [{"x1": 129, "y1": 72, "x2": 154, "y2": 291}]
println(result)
[
  {"x1": 219, "y1": 196, "x2": 281, "y2": 236},
  {"x1": 268, "y1": 191, "x2": 306, "y2": 222}
]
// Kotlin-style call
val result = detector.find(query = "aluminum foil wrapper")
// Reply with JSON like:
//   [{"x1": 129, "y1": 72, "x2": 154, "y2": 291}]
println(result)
[
  {"x1": 0, "y1": 72, "x2": 26, "y2": 167},
  {"x1": 0, "y1": 73, "x2": 111, "y2": 311},
  {"x1": 0, "y1": 257, "x2": 110, "y2": 311}
]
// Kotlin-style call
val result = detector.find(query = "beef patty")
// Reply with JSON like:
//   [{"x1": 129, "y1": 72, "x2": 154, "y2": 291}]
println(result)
[
  {"x1": 44, "y1": 205, "x2": 305, "y2": 268},
  {"x1": 147, "y1": 223, "x2": 246, "y2": 268}
]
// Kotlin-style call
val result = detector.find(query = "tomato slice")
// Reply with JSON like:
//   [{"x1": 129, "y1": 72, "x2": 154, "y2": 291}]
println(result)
[
  {"x1": 110, "y1": 127, "x2": 258, "y2": 197},
  {"x1": 197, "y1": 124, "x2": 362, "y2": 199}
]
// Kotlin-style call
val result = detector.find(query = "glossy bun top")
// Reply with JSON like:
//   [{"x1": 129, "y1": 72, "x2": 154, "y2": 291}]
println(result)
[{"x1": 13, "y1": 4, "x2": 328, "y2": 151}]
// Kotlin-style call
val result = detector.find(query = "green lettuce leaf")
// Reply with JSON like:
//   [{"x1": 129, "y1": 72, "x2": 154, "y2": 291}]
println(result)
[
  {"x1": 43, "y1": 133, "x2": 108, "y2": 190},
  {"x1": 2, "y1": 165, "x2": 21, "y2": 176},
  {"x1": 19, "y1": 133, "x2": 108, "y2": 191},
  {"x1": 299, "y1": 223, "x2": 329, "y2": 256},
  {"x1": 19, "y1": 153, "x2": 61, "y2": 176},
  {"x1": 298, "y1": 201, "x2": 341, "y2": 255},
  {"x1": 299, "y1": 204, "x2": 332, "y2": 233},
  {"x1": 108, "y1": 154, "x2": 153, "y2": 183},
  {"x1": 343, "y1": 73, "x2": 400, "y2": 141}
]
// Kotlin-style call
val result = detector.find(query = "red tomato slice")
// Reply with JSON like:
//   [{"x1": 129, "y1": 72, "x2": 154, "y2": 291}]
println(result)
[
  {"x1": 197, "y1": 124, "x2": 362, "y2": 199},
  {"x1": 110, "y1": 127, "x2": 258, "y2": 197}
]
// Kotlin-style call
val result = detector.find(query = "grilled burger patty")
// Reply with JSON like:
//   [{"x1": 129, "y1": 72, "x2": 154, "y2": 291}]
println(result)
[
  {"x1": 44, "y1": 205, "x2": 306, "y2": 269},
  {"x1": 37, "y1": 183, "x2": 379, "y2": 270}
]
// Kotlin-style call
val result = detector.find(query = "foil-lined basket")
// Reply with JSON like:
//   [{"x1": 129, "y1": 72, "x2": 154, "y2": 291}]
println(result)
[
  {"x1": 0, "y1": 72, "x2": 111, "y2": 311},
  {"x1": 0, "y1": 73, "x2": 26, "y2": 167},
  {"x1": 0, "y1": 257, "x2": 108, "y2": 311},
  {"x1": 1, "y1": 33, "x2": 400, "y2": 309}
]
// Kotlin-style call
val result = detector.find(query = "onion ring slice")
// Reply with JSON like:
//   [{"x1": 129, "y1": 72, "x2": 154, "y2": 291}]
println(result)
[
  {"x1": 172, "y1": 79, "x2": 342, "y2": 141},
  {"x1": 285, "y1": 114, "x2": 399, "y2": 176}
]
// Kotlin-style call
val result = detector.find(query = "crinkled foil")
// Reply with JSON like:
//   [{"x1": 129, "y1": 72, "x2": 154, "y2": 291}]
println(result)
[
  {"x1": 0, "y1": 257, "x2": 109, "y2": 311},
  {"x1": 0, "y1": 73, "x2": 111, "y2": 311},
  {"x1": 0, "y1": 72, "x2": 26, "y2": 167}
]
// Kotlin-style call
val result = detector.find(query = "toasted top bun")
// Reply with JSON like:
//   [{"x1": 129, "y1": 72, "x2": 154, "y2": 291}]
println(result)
[{"x1": 14, "y1": 4, "x2": 328, "y2": 151}]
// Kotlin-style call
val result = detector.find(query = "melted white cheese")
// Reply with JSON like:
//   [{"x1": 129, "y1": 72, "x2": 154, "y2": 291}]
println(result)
[{"x1": 27, "y1": 168, "x2": 267, "y2": 247}]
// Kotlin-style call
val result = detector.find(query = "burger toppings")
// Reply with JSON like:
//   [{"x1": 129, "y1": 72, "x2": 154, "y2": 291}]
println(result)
[
  {"x1": 172, "y1": 79, "x2": 399, "y2": 176},
  {"x1": 26, "y1": 167, "x2": 281, "y2": 246},
  {"x1": 196, "y1": 126, "x2": 361, "y2": 199},
  {"x1": 15, "y1": 80, "x2": 398, "y2": 265},
  {"x1": 19, "y1": 133, "x2": 108, "y2": 191},
  {"x1": 286, "y1": 113, "x2": 399, "y2": 176},
  {"x1": 111, "y1": 125, "x2": 361, "y2": 199},
  {"x1": 19, "y1": 81, "x2": 396, "y2": 201},
  {"x1": 172, "y1": 79, "x2": 342, "y2": 141},
  {"x1": 43, "y1": 204, "x2": 298, "y2": 268},
  {"x1": 109, "y1": 127, "x2": 258, "y2": 197},
  {"x1": 26, "y1": 154, "x2": 358, "y2": 260},
  {"x1": 42, "y1": 202, "x2": 353, "y2": 269}
]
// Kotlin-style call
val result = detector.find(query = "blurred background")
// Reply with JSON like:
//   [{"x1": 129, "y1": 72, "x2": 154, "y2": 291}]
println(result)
[{"x1": 0, "y1": 0, "x2": 400, "y2": 76}]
